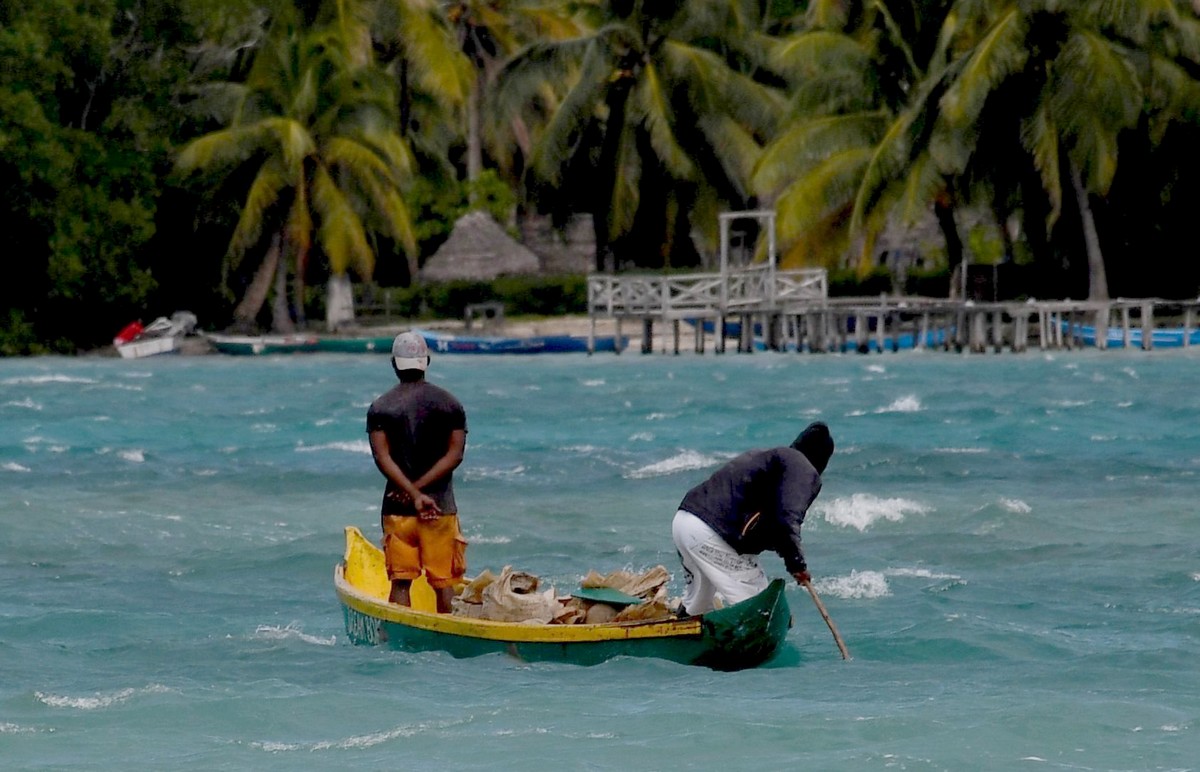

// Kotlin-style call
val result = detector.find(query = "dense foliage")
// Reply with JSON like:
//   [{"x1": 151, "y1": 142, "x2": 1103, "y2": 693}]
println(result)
[{"x1": 3, "y1": 0, "x2": 1200, "y2": 354}]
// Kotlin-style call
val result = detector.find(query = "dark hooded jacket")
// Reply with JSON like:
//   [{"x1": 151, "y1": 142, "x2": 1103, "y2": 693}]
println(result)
[{"x1": 677, "y1": 446, "x2": 821, "y2": 574}]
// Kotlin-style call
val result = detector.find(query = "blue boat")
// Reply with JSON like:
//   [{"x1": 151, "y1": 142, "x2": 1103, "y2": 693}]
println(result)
[
  {"x1": 417, "y1": 328, "x2": 627, "y2": 354},
  {"x1": 1064, "y1": 323, "x2": 1200, "y2": 348}
]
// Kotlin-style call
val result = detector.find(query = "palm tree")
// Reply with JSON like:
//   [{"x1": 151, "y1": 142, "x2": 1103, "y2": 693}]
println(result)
[
  {"x1": 922, "y1": 1, "x2": 1200, "y2": 300},
  {"x1": 494, "y1": 0, "x2": 784, "y2": 271},
  {"x1": 176, "y1": 15, "x2": 417, "y2": 330},
  {"x1": 753, "y1": 1, "x2": 958, "y2": 274}
]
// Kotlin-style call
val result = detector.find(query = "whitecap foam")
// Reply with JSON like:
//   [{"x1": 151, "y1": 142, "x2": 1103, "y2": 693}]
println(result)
[
  {"x1": 252, "y1": 623, "x2": 336, "y2": 647},
  {"x1": 118, "y1": 449, "x2": 145, "y2": 463},
  {"x1": 36, "y1": 684, "x2": 172, "y2": 710},
  {"x1": 295, "y1": 440, "x2": 370, "y2": 454},
  {"x1": 875, "y1": 395, "x2": 921, "y2": 413},
  {"x1": 885, "y1": 567, "x2": 961, "y2": 581},
  {"x1": 5, "y1": 398, "x2": 42, "y2": 410},
  {"x1": 253, "y1": 719, "x2": 464, "y2": 752},
  {"x1": 629, "y1": 432, "x2": 655, "y2": 442},
  {"x1": 466, "y1": 534, "x2": 512, "y2": 545},
  {"x1": 1, "y1": 374, "x2": 96, "y2": 386},
  {"x1": 817, "y1": 570, "x2": 890, "y2": 599},
  {"x1": 3, "y1": 462, "x2": 31, "y2": 472},
  {"x1": 0, "y1": 722, "x2": 37, "y2": 734},
  {"x1": 580, "y1": 379, "x2": 606, "y2": 387},
  {"x1": 463, "y1": 465, "x2": 527, "y2": 480},
  {"x1": 817, "y1": 493, "x2": 931, "y2": 531},
  {"x1": 999, "y1": 498, "x2": 1031, "y2": 513},
  {"x1": 624, "y1": 450, "x2": 729, "y2": 479}
]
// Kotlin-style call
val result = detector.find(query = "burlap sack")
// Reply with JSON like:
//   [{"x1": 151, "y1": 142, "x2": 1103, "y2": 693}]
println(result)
[{"x1": 479, "y1": 566, "x2": 559, "y2": 624}]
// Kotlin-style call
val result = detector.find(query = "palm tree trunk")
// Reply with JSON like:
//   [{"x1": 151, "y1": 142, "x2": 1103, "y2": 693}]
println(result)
[
  {"x1": 271, "y1": 248, "x2": 295, "y2": 333},
  {"x1": 1069, "y1": 161, "x2": 1109, "y2": 301},
  {"x1": 466, "y1": 68, "x2": 484, "y2": 193},
  {"x1": 934, "y1": 189, "x2": 965, "y2": 299},
  {"x1": 231, "y1": 233, "x2": 281, "y2": 331}
]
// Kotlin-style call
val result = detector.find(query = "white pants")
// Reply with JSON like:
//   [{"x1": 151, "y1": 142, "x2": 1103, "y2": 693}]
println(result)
[{"x1": 672, "y1": 510, "x2": 768, "y2": 615}]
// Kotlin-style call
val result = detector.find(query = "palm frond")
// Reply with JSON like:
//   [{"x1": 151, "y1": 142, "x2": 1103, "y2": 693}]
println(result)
[
  {"x1": 528, "y1": 41, "x2": 612, "y2": 184},
  {"x1": 228, "y1": 161, "x2": 289, "y2": 261},
  {"x1": 940, "y1": 8, "x2": 1028, "y2": 127},
  {"x1": 773, "y1": 147, "x2": 874, "y2": 267},
  {"x1": 753, "y1": 112, "x2": 888, "y2": 198},
  {"x1": 608, "y1": 124, "x2": 641, "y2": 240},
  {"x1": 1021, "y1": 108, "x2": 1063, "y2": 227},
  {"x1": 768, "y1": 30, "x2": 871, "y2": 85},
  {"x1": 311, "y1": 164, "x2": 373, "y2": 277},
  {"x1": 395, "y1": 1, "x2": 472, "y2": 109},
  {"x1": 696, "y1": 115, "x2": 762, "y2": 199},
  {"x1": 632, "y1": 63, "x2": 695, "y2": 180}
]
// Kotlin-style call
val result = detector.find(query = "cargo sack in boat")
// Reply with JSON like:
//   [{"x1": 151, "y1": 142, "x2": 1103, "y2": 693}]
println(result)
[
  {"x1": 579, "y1": 565, "x2": 671, "y2": 604},
  {"x1": 479, "y1": 566, "x2": 559, "y2": 624},
  {"x1": 451, "y1": 569, "x2": 497, "y2": 618}
]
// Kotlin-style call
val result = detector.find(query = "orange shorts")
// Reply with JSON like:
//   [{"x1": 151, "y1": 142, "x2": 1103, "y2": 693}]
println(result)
[{"x1": 382, "y1": 514, "x2": 467, "y2": 589}]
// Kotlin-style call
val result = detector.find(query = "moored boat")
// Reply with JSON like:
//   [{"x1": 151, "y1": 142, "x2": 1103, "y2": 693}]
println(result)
[
  {"x1": 1063, "y1": 322, "x2": 1200, "y2": 348},
  {"x1": 313, "y1": 336, "x2": 395, "y2": 354},
  {"x1": 205, "y1": 333, "x2": 322, "y2": 355},
  {"x1": 416, "y1": 328, "x2": 627, "y2": 354},
  {"x1": 113, "y1": 312, "x2": 198, "y2": 359},
  {"x1": 334, "y1": 526, "x2": 790, "y2": 670}
]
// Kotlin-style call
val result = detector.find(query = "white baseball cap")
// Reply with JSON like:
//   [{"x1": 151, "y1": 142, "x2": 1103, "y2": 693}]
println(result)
[{"x1": 391, "y1": 331, "x2": 429, "y2": 371}]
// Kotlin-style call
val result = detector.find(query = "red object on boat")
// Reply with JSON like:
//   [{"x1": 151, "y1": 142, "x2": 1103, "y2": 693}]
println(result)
[{"x1": 114, "y1": 321, "x2": 143, "y2": 345}]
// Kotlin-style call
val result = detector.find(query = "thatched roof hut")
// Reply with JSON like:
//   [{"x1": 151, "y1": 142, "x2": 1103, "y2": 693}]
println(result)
[{"x1": 419, "y1": 211, "x2": 541, "y2": 282}]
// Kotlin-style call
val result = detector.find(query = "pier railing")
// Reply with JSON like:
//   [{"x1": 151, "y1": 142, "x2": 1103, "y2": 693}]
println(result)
[
  {"x1": 586, "y1": 288, "x2": 1200, "y2": 354},
  {"x1": 587, "y1": 267, "x2": 827, "y2": 318}
]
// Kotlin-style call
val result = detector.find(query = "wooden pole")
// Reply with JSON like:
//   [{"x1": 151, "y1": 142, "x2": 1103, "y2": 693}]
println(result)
[{"x1": 801, "y1": 580, "x2": 850, "y2": 661}]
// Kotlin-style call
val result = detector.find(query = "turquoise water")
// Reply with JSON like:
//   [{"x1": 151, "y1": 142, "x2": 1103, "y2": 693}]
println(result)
[{"x1": 2, "y1": 349, "x2": 1198, "y2": 770}]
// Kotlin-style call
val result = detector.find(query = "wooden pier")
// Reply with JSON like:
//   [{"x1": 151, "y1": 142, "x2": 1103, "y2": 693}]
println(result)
[{"x1": 586, "y1": 272, "x2": 1200, "y2": 355}]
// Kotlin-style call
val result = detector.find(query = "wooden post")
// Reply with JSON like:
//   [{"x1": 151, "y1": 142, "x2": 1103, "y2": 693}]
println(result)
[
  {"x1": 717, "y1": 316, "x2": 727, "y2": 354},
  {"x1": 1141, "y1": 302, "x2": 1154, "y2": 351},
  {"x1": 970, "y1": 311, "x2": 985, "y2": 353},
  {"x1": 641, "y1": 318, "x2": 653, "y2": 354},
  {"x1": 694, "y1": 316, "x2": 705, "y2": 354},
  {"x1": 1094, "y1": 306, "x2": 1109, "y2": 351},
  {"x1": 875, "y1": 310, "x2": 886, "y2": 353},
  {"x1": 588, "y1": 315, "x2": 596, "y2": 355},
  {"x1": 917, "y1": 312, "x2": 930, "y2": 351},
  {"x1": 1121, "y1": 305, "x2": 1132, "y2": 349},
  {"x1": 854, "y1": 311, "x2": 869, "y2": 353},
  {"x1": 992, "y1": 310, "x2": 1004, "y2": 353},
  {"x1": 672, "y1": 319, "x2": 680, "y2": 355},
  {"x1": 1013, "y1": 312, "x2": 1028, "y2": 353},
  {"x1": 1185, "y1": 307, "x2": 1194, "y2": 349},
  {"x1": 738, "y1": 314, "x2": 753, "y2": 353}
]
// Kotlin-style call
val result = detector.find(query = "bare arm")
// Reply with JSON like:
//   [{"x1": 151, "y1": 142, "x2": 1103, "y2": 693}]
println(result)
[
  {"x1": 410, "y1": 428, "x2": 466, "y2": 493},
  {"x1": 369, "y1": 428, "x2": 466, "y2": 519},
  {"x1": 369, "y1": 429, "x2": 439, "y2": 517}
]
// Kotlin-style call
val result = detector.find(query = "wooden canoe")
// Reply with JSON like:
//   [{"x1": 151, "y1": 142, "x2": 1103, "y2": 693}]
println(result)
[{"x1": 334, "y1": 526, "x2": 791, "y2": 670}]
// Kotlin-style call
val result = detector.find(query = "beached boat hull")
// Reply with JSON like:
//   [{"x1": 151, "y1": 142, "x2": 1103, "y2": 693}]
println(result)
[
  {"x1": 116, "y1": 336, "x2": 179, "y2": 358},
  {"x1": 206, "y1": 333, "x2": 321, "y2": 355},
  {"x1": 416, "y1": 329, "x2": 627, "y2": 354},
  {"x1": 334, "y1": 526, "x2": 790, "y2": 670}
]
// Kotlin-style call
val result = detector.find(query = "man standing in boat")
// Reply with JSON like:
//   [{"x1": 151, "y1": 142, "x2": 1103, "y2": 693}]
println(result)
[
  {"x1": 367, "y1": 331, "x2": 468, "y2": 613},
  {"x1": 672, "y1": 422, "x2": 834, "y2": 615}
]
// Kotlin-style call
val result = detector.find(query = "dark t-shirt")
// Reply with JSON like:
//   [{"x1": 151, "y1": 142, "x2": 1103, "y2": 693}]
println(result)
[
  {"x1": 366, "y1": 380, "x2": 467, "y2": 516},
  {"x1": 678, "y1": 447, "x2": 821, "y2": 573}
]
